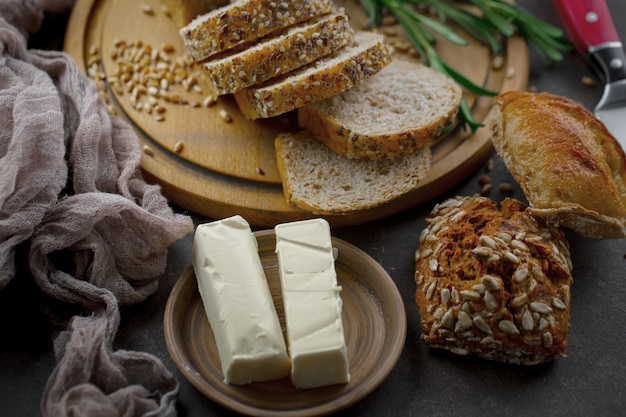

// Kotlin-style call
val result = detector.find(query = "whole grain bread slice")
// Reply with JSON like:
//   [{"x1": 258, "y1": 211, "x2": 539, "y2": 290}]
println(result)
[
  {"x1": 233, "y1": 31, "x2": 392, "y2": 120},
  {"x1": 275, "y1": 130, "x2": 431, "y2": 215},
  {"x1": 298, "y1": 58, "x2": 463, "y2": 160},
  {"x1": 179, "y1": 0, "x2": 334, "y2": 62},
  {"x1": 202, "y1": 12, "x2": 354, "y2": 95}
]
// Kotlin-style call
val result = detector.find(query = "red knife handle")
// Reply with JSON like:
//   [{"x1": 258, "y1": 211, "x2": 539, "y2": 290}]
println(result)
[
  {"x1": 555, "y1": 0, "x2": 626, "y2": 84},
  {"x1": 554, "y1": 0, "x2": 620, "y2": 54}
]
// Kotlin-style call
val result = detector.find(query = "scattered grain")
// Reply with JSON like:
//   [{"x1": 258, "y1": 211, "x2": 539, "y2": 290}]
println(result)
[
  {"x1": 581, "y1": 75, "x2": 596, "y2": 88},
  {"x1": 142, "y1": 144, "x2": 154, "y2": 156},
  {"x1": 499, "y1": 182, "x2": 514, "y2": 194},
  {"x1": 492, "y1": 55, "x2": 504, "y2": 70},
  {"x1": 141, "y1": 4, "x2": 154, "y2": 15},
  {"x1": 219, "y1": 109, "x2": 233, "y2": 123},
  {"x1": 507, "y1": 66, "x2": 515, "y2": 78}
]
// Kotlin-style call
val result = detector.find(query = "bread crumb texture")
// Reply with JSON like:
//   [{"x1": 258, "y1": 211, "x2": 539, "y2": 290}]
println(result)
[
  {"x1": 415, "y1": 196, "x2": 573, "y2": 365},
  {"x1": 275, "y1": 131, "x2": 431, "y2": 215},
  {"x1": 299, "y1": 58, "x2": 462, "y2": 159}
]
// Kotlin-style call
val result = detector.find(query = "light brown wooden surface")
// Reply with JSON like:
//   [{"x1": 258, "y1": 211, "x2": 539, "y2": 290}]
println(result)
[
  {"x1": 64, "y1": 0, "x2": 529, "y2": 227},
  {"x1": 163, "y1": 230, "x2": 407, "y2": 416}
]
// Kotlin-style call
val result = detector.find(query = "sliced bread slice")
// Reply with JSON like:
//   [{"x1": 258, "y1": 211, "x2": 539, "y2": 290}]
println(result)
[
  {"x1": 202, "y1": 12, "x2": 354, "y2": 95},
  {"x1": 298, "y1": 58, "x2": 463, "y2": 160},
  {"x1": 179, "y1": 0, "x2": 334, "y2": 62},
  {"x1": 275, "y1": 130, "x2": 431, "y2": 215},
  {"x1": 233, "y1": 31, "x2": 392, "y2": 120}
]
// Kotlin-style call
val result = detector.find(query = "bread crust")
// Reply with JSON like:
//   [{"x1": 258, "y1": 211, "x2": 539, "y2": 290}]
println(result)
[
  {"x1": 233, "y1": 32, "x2": 392, "y2": 120},
  {"x1": 415, "y1": 196, "x2": 573, "y2": 365},
  {"x1": 180, "y1": 0, "x2": 334, "y2": 62},
  {"x1": 298, "y1": 59, "x2": 462, "y2": 160},
  {"x1": 490, "y1": 91, "x2": 626, "y2": 239},
  {"x1": 202, "y1": 12, "x2": 354, "y2": 95}
]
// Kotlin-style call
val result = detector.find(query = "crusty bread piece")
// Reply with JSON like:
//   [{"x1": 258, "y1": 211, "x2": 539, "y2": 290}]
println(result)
[
  {"x1": 202, "y1": 12, "x2": 354, "y2": 95},
  {"x1": 179, "y1": 0, "x2": 334, "y2": 62},
  {"x1": 415, "y1": 196, "x2": 573, "y2": 365},
  {"x1": 298, "y1": 58, "x2": 462, "y2": 160},
  {"x1": 234, "y1": 31, "x2": 393, "y2": 120},
  {"x1": 274, "y1": 130, "x2": 431, "y2": 215},
  {"x1": 490, "y1": 91, "x2": 626, "y2": 239}
]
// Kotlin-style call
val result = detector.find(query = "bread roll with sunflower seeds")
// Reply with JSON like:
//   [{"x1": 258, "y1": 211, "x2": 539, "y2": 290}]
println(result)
[{"x1": 414, "y1": 196, "x2": 573, "y2": 365}]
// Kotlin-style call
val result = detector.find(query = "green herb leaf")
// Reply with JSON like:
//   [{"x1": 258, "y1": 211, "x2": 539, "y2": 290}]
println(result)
[{"x1": 361, "y1": 0, "x2": 572, "y2": 133}]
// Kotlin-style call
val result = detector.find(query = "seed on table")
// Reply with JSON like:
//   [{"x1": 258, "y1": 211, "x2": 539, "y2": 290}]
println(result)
[
  {"x1": 492, "y1": 55, "x2": 504, "y2": 70},
  {"x1": 485, "y1": 158, "x2": 494, "y2": 172},
  {"x1": 480, "y1": 183, "x2": 492, "y2": 196},
  {"x1": 142, "y1": 144, "x2": 154, "y2": 156},
  {"x1": 173, "y1": 141, "x2": 184, "y2": 153},
  {"x1": 581, "y1": 76, "x2": 596, "y2": 88},
  {"x1": 479, "y1": 174, "x2": 491, "y2": 185},
  {"x1": 161, "y1": 5, "x2": 172, "y2": 17},
  {"x1": 141, "y1": 4, "x2": 154, "y2": 14},
  {"x1": 507, "y1": 67, "x2": 516, "y2": 78},
  {"x1": 219, "y1": 109, "x2": 232, "y2": 123},
  {"x1": 499, "y1": 182, "x2": 514, "y2": 194},
  {"x1": 203, "y1": 95, "x2": 217, "y2": 107}
]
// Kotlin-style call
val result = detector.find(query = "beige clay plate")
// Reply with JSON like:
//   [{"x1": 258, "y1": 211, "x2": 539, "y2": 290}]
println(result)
[{"x1": 163, "y1": 229, "x2": 407, "y2": 416}]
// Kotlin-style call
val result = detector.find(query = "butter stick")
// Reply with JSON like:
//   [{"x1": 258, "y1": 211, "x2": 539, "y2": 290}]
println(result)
[
  {"x1": 192, "y1": 215, "x2": 291, "y2": 385},
  {"x1": 274, "y1": 218, "x2": 350, "y2": 389}
]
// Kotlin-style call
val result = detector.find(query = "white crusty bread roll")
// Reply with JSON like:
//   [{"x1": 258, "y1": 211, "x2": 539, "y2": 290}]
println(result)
[
  {"x1": 298, "y1": 58, "x2": 462, "y2": 160},
  {"x1": 489, "y1": 91, "x2": 626, "y2": 239}
]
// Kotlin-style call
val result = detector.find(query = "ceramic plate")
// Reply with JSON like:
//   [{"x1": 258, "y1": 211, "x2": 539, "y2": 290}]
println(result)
[{"x1": 163, "y1": 230, "x2": 407, "y2": 416}]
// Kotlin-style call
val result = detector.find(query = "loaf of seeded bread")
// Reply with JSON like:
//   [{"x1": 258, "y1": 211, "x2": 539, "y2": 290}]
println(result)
[
  {"x1": 415, "y1": 196, "x2": 573, "y2": 365},
  {"x1": 233, "y1": 31, "x2": 392, "y2": 120},
  {"x1": 202, "y1": 12, "x2": 354, "y2": 95},
  {"x1": 274, "y1": 130, "x2": 431, "y2": 215},
  {"x1": 179, "y1": 0, "x2": 334, "y2": 62},
  {"x1": 490, "y1": 91, "x2": 626, "y2": 239},
  {"x1": 298, "y1": 58, "x2": 462, "y2": 160}
]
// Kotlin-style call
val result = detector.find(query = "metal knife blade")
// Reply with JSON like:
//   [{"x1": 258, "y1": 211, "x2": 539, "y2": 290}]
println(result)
[{"x1": 554, "y1": 0, "x2": 626, "y2": 148}]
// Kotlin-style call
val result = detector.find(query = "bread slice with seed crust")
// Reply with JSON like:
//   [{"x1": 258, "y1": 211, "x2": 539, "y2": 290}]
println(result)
[
  {"x1": 274, "y1": 130, "x2": 431, "y2": 215},
  {"x1": 202, "y1": 12, "x2": 354, "y2": 95},
  {"x1": 179, "y1": 0, "x2": 334, "y2": 62},
  {"x1": 234, "y1": 31, "x2": 392, "y2": 120},
  {"x1": 298, "y1": 58, "x2": 463, "y2": 160}
]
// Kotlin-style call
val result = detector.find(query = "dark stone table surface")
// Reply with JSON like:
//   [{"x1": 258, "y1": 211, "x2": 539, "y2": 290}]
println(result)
[{"x1": 2, "y1": 1, "x2": 626, "y2": 416}]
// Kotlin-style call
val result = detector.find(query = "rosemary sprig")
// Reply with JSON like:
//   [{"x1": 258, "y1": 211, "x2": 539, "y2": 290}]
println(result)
[{"x1": 360, "y1": 0, "x2": 572, "y2": 133}]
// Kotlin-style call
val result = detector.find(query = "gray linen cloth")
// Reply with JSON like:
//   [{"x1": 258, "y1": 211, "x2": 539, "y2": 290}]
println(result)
[{"x1": 0, "y1": 0, "x2": 195, "y2": 415}]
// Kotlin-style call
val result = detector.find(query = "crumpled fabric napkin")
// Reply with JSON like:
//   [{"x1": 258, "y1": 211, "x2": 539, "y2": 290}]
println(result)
[{"x1": 0, "y1": 0, "x2": 195, "y2": 416}]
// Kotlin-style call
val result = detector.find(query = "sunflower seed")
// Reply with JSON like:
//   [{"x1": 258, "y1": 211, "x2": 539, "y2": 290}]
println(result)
[{"x1": 498, "y1": 320, "x2": 520, "y2": 335}]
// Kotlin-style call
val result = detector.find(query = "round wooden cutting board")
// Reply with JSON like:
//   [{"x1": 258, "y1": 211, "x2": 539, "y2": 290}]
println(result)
[{"x1": 64, "y1": 0, "x2": 529, "y2": 227}]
